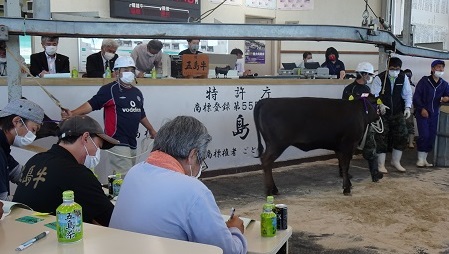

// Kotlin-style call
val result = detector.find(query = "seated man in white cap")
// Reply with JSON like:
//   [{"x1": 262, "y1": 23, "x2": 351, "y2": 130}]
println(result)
[
  {"x1": 0, "y1": 98, "x2": 45, "y2": 200},
  {"x1": 13, "y1": 115, "x2": 120, "y2": 226}
]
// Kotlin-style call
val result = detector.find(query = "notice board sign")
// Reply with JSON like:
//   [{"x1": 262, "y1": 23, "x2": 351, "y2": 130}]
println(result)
[
  {"x1": 182, "y1": 54, "x2": 209, "y2": 78},
  {"x1": 110, "y1": 0, "x2": 201, "y2": 22}
]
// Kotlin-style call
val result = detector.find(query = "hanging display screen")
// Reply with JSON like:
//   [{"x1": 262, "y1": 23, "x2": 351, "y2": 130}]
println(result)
[{"x1": 110, "y1": 0, "x2": 201, "y2": 22}]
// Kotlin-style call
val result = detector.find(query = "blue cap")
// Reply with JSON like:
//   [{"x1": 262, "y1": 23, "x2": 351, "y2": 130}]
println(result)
[{"x1": 431, "y1": 60, "x2": 445, "y2": 67}]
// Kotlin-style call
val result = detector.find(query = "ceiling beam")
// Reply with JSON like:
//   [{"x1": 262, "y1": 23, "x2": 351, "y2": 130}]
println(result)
[{"x1": 0, "y1": 17, "x2": 448, "y2": 59}]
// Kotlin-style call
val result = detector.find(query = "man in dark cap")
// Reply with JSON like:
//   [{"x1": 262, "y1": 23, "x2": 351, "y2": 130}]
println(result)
[
  {"x1": 413, "y1": 60, "x2": 449, "y2": 167},
  {"x1": 13, "y1": 115, "x2": 120, "y2": 226},
  {"x1": 131, "y1": 39, "x2": 163, "y2": 77}
]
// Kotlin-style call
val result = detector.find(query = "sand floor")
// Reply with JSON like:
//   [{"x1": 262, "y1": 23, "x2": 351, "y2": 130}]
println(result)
[{"x1": 204, "y1": 149, "x2": 449, "y2": 254}]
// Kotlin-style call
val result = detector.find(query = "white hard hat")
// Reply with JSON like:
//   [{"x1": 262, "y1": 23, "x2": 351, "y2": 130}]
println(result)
[
  {"x1": 355, "y1": 62, "x2": 374, "y2": 75},
  {"x1": 114, "y1": 56, "x2": 136, "y2": 69}
]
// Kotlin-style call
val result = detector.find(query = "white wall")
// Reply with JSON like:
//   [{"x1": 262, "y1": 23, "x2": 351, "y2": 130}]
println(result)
[
  {"x1": 50, "y1": 0, "x2": 110, "y2": 17},
  {"x1": 1, "y1": 81, "x2": 346, "y2": 184}
]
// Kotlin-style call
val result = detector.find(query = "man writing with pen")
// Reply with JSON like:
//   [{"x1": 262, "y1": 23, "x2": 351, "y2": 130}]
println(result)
[{"x1": 110, "y1": 116, "x2": 247, "y2": 254}]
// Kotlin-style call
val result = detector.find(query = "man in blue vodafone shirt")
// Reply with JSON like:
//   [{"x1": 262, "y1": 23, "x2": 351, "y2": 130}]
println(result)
[{"x1": 62, "y1": 56, "x2": 157, "y2": 174}]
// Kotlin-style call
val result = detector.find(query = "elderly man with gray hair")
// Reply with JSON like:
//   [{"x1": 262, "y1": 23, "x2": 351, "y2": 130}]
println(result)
[
  {"x1": 86, "y1": 39, "x2": 120, "y2": 78},
  {"x1": 130, "y1": 39, "x2": 163, "y2": 77},
  {"x1": 110, "y1": 116, "x2": 247, "y2": 254}
]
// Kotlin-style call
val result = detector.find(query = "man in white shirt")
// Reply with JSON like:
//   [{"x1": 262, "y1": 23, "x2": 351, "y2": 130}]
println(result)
[
  {"x1": 369, "y1": 57, "x2": 413, "y2": 173},
  {"x1": 30, "y1": 36, "x2": 70, "y2": 77},
  {"x1": 230, "y1": 48, "x2": 251, "y2": 77}
]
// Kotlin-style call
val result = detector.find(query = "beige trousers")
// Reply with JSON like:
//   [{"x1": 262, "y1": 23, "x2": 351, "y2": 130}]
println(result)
[{"x1": 108, "y1": 146, "x2": 137, "y2": 175}]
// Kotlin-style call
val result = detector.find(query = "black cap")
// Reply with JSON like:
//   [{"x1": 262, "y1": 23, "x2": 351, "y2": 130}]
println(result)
[{"x1": 58, "y1": 115, "x2": 120, "y2": 150}]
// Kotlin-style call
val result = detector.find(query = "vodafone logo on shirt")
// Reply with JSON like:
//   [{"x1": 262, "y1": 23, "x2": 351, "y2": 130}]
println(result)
[{"x1": 122, "y1": 100, "x2": 141, "y2": 113}]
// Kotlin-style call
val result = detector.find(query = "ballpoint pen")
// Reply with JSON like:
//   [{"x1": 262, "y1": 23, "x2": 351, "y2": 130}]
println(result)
[
  {"x1": 229, "y1": 207, "x2": 236, "y2": 220},
  {"x1": 15, "y1": 231, "x2": 50, "y2": 251}
]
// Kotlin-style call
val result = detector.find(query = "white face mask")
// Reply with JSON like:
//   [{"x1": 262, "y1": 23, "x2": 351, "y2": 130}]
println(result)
[
  {"x1": 388, "y1": 70, "x2": 400, "y2": 78},
  {"x1": 305, "y1": 58, "x2": 313, "y2": 63},
  {"x1": 148, "y1": 53, "x2": 155, "y2": 57},
  {"x1": 120, "y1": 71, "x2": 135, "y2": 84},
  {"x1": 434, "y1": 71, "x2": 444, "y2": 78},
  {"x1": 83, "y1": 137, "x2": 101, "y2": 169},
  {"x1": 0, "y1": 57, "x2": 6, "y2": 63},
  {"x1": 103, "y1": 52, "x2": 115, "y2": 61},
  {"x1": 45, "y1": 46, "x2": 57, "y2": 55},
  {"x1": 366, "y1": 75, "x2": 373, "y2": 83},
  {"x1": 13, "y1": 119, "x2": 36, "y2": 147},
  {"x1": 189, "y1": 165, "x2": 202, "y2": 179}
]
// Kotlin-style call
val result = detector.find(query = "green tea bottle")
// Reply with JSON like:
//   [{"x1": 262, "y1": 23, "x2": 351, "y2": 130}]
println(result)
[
  {"x1": 71, "y1": 67, "x2": 78, "y2": 78},
  {"x1": 104, "y1": 66, "x2": 112, "y2": 78},
  {"x1": 260, "y1": 196, "x2": 277, "y2": 237},
  {"x1": 56, "y1": 190, "x2": 83, "y2": 243},
  {"x1": 112, "y1": 173, "x2": 123, "y2": 197},
  {"x1": 151, "y1": 67, "x2": 157, "y2": 79}
]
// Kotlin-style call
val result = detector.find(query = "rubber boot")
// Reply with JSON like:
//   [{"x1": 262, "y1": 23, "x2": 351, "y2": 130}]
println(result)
[
  {"x1": 408, "y1": 134, "x2": 415, "y2": 148},
  {"x1": 417, "y1": 151, "x2": 433, "y2": 167},
  {"x1": 391, "y1": 149, "x2": 406, "y2": 172},
  {"x1": 368, "y1": 158, "x2": 383, "y2": 182},
  {"x1": 377, "y1": 153, "x2": 388, "y2": 174},
  {"x1": 423, "y1": 152, "x2": 433, "y2": 167}
]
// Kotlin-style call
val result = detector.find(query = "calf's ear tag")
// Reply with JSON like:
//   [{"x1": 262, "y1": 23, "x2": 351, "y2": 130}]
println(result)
[
  {"x1": 349, "y1": 95, "x2": 354, "y2": 101},
  {"x1": 376, "y1": 98, "x2": 383, "y2": 105}
]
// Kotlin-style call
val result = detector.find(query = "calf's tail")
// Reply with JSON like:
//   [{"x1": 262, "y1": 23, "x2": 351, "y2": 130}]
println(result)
[{"x1": 253, "y1": 101, "x2": 264, "y2": 158}]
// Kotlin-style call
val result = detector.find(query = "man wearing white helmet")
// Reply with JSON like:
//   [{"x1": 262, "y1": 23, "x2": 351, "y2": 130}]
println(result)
[
  {"x1": 62, "y1": 56, "x2": 157, "y2": 174},
  {"x1": 342, "y1": 62, "x2": 383, "y2": 182}
]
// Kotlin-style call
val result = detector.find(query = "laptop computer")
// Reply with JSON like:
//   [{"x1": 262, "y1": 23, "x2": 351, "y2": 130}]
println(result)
[
  {"x1": 316, "y1": 67, "x2": 329, "y2": 76},
  {"x1": 281, "y1": 63, "x2": 297, "y2": 70},
  {"x1": 304, "y1": 61, "x2": 320, "y2": 69},
  {"x1": 316, "y1": 67, "x2": 332, "y2": 78}
]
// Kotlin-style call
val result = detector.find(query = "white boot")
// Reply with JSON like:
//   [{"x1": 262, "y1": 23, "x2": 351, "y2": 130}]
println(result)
[
  {"x1": 391, "y1": 149, "x2": 406, "y2": 172},
  {"x1": 408, "y1": 134, "x2": 415, "y2": 148},
  {"x1": 417, "y1": 152, "x2": 433, "y2": 167},
  {"x1": 378, "y1": 153, "x2": 388, "y2": 173}
]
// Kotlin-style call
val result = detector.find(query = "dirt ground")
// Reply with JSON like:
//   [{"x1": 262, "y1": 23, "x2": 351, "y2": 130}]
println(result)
[{"x1": 202, "y1": 148, "x2": 449, "y2": 254}]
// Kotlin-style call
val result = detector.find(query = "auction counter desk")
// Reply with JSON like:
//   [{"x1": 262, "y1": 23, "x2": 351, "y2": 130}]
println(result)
[{"x1": 2, "y1": 77, "x2": 351, "y2": 181}]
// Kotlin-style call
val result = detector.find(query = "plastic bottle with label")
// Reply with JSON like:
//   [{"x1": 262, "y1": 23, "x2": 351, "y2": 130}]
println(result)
[
  {"x1": 56, "y1": 190, "x2": 83, "y2": 243},
  {"x1": 112, "y1": 173, "x2": 123, "y2": 197},
  {"x1": 104, "y1": 66, "x2": 112, "y2": 78},
  {"x1": 71, "y1": 67, "x2": 78, "y2": 78},
  {"x1": 260, "y1": 195, "x2": 277, "y2": 237},
  {"x1": 151, "y1": 67, "x2": 157, "y2": 79}
]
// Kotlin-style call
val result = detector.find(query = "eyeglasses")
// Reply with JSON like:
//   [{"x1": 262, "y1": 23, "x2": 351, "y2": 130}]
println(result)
[{"x1": 197, "y1": 154, "x2": 208, "y2": 172}]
